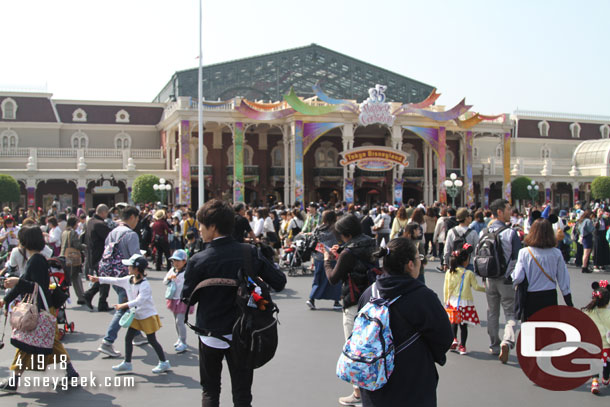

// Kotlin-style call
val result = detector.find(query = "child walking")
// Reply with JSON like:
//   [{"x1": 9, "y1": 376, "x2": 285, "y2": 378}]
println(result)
[
  {"x1": 582, "y1": 280, "x2": 610, "y2": 394},
  {"x1": 163, "y1": 249, "x2": 193, "y2": 353},
  {"x1": 89, "y1": 254, "x2": 170, "y2": 374},
  {"x1": 443, "y1": 243, "x2": 485, "y2": 355}
]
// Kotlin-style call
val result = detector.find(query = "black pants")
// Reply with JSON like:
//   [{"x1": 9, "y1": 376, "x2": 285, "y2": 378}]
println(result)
[
  {"x1": 198, "y1": 340, "x2": 254, "y2": 407},
  {"x1": 154, "y1": 239, "x2": 171, "y2": 271},
  {"x1": 124, "y1": 327, "x2": 165, "y2": 363},
  {"x1": 524, "y1": 289, "x2": 557, "y2": 322},
  {"x1": 438, "y1": 243, "x2": 445, "y2": 266},
  {"x1": 84, "y1": 282, "x2": 110, "y2": 307},
  {"x1": 452, "y1": 323, "x2": 468, "y2": 346},
  {"x1": 424, "y1": 233, "x2": 435, "y2": 256}
]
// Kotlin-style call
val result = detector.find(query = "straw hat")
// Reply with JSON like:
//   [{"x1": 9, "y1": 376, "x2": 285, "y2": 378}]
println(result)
[{"x1": 153, "y1": 210, "x2": 165, "y2": 220}]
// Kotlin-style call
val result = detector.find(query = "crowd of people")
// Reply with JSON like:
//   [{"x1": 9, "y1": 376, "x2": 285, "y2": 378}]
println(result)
[{"x1": 0, "y1": 195, "x2": 609, "y2": 405}]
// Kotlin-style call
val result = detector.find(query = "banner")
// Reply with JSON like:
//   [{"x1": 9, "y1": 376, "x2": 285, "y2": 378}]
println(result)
[
  {"x1": 236, "y1": 101, "x2": 294, "y2": 120},
  {"x1": 393, "y1": 88, "x2": 441, "y2": 114},
  {"x1": 284, "y1": 88, "x2": 343, "y2": 116},
  {"x1": 294, "y1": 121, "x2": 304, "y2": 206},
  {"x1": 303, "y1": 122, "x2": 344, "y2": 155},
  {"x1": 312, "y1": 81, "x2": 359, "y2": 113},
  {"x1": 404, "y1": 98, "x2": 472, "y2": 122},
  {"x1": 438, "y1": 127, "x2": 447, "y2": 204},
  {"x1": 243, "y1": 99, "x2": 287, "y2": 110},
  {"x1": 233, "y1": 122, "x2": 245, "y2": 203},
  {"x1": 456, "y1": 114, "x2": 484, "y2": 129},
  {"x1": 345, "y1": 178, "x2": 354, "y2": 204},
  {"x1": 27, "y1": 187, "x2": 35, "y2": 207},
  {"x1": 465, "y1": 131, "x2": 475, "y2": 207},
  {"x1": 394, "y1": 179, "x2": 403, "y2": 205},
  {"x1": 340, "y1": 146, "x2": 408, "y2": 171},
  {"x1": 78, "y1": 187, "x2": 86, "y2": 207},
  {"x1": 180, "y1": 120, "x2": 191, "y2": 207},
  {"x1": 503, "y1": 132, "x2": 511, "y2": 203}
]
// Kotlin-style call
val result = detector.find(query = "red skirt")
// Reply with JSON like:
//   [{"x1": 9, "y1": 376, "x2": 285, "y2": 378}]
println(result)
[
  {"x1": 166, "y1": 299, "x2": 194, "y2": 315},
  {"x1": 446, "y1": 305, "x2": 480, "y2": 325}
]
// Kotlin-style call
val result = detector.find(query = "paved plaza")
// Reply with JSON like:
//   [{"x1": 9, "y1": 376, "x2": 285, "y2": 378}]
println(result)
[{"x1": 0, "y1": 260, "x2": 608, "y2": 406}]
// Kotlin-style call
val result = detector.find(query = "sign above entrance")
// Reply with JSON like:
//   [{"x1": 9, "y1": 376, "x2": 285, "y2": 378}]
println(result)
[
  {"x1": 340, "y1": 146, "x2": 408, "y2": 172},
  {"x1": 359, "y1": 84, "x2": 395, "y2": 127},
  {"x1": 93, "y1": 180, "x2": 119, "y2": 194}
]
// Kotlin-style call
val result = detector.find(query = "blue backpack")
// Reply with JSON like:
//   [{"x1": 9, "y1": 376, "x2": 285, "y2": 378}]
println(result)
[
  {"x1": 97, "y1": 234, "x2": 128, "y2": 277},
  {"x1": 336, "y1": 283, "x2": 420, "y2": 391}
]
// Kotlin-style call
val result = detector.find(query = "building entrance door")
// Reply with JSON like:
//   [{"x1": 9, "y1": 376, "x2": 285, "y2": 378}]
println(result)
[{"x1": 93, "y1": 194, "x2": 115, "y2": 208}]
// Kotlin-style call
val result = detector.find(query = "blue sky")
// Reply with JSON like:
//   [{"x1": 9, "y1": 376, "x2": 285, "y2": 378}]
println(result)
[{"x1": 2, "y1": 0, "x2": 608, "y2": 116}]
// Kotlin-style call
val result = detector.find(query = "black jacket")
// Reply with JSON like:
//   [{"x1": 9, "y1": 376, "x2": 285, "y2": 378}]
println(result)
[
  {"x1": 181, "y1": 236, "x2": 286, "y2": 336},
  {"x1": 4, "y1": 253, "x2": 51, "y2": 311},
  {"x1": 358, "y1": 274, "x2": 453, "y2": 407},
  {"x1": 85, "y1": 214, "x2": 111, "y2": 268}
]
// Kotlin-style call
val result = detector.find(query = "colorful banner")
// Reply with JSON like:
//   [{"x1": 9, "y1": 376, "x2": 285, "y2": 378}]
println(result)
[
  {"x1": 478, "y1": 114, "x2": 504, "y2": 121},
  {"x1": 465, "y1": 131, "x2": 475, "y2": 207},
  {"x1": 201, "y1": 99, "x2": 234, "y2": 106},
  {"x1": 127, "y1": 187, "x2": 132, "y2": 205},
  {"x1": 393, "y1": 88, "x2": 441, "y2": 114},
  {"x1": 233, "y1": 122, "x2": 245, "y2": 203},
  {"x1": 405, "y1": 99, "x2": 472, "y2": 122},
  {"x1": 545, "y1": 187, "x2": 551, "y2": 204},
  {"x1": 284, "y1": 88, "x2": 343, "y2": 116},
  {"x1": 339, "y1": 146, "x2": 408, "y2": 171},
  {"x1": 303, "y1": 122, "x2": 344, "y2": 155},
  {"x1": 27, "y1": 187, "x2": 35, "y2": 207},
  {"x1": 394, "y1": 179, "x2": 403, "y2": 205},
  {"x1": 243, "y1": 99, "x2": 288, "y2": 110},
  {"x1": 294, "y1": 121, "x2": 304, "y2": 206},
  {"x1": 345, "y1": 178, "x2": 354, "y2": 204},
  {"x1": 78, "y1": 187, "x2": 86, "y2": 208},
  {"x1": 573, "y1": 185, "x2": 579, "y2": 205},
  {"x1": 180, "y1": 120, "x2": 191, "y2": 207},
  {"x1": 160, "y1": 130, "x2": 167, "y2": 156},
  {"x1": 236, "y1": 101, "x2": 295, "y2": 120},
  {"x1": 438, "y1": 127, "x2": 447, "y2": 204},
  {"x1": 503, "y1": 132, "x2": 511, "y2": 203},
  {"x1": 456, "y1": 114, "x2": 484, "y2": 129},
  {"x1": 312, "y1": 81, "x2": 359, "y2": 113}
]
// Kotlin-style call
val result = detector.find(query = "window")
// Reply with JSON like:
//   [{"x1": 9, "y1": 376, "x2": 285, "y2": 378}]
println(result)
[
  {"x1": 446, "y1": 150, "x2": 456, "y2": 169},
  {"x1": 115, "y1": 109, "x2": 130, "y2": 123},
  {"x1": 71, "y1": 131, "x2": 88, "y2": 149},
  {"x1": 271, "y1": 143, "x2": 283, "y2": 167},
  {"x1": 314, "y1": 141, "x2": 339, "y2": 168},
  {"x1": 538, "y1": 120, "x2": 549, "y2": 137},
  {"x1": 190, "y1": 143, "x2": 208, "y2": 165},
  {"x1": 0, "y1": 129, "x2": 18, "y2": 150},
  {"x1": 72, "y1": 108, "x2": 87, "y2": 122},
  {"x1": 1, "y1": 98, "x2": 17, "y2": 120},
  {"x1": 227, "y1": 143, "x2": 254, "y2": 166},
  {"x1": 114, "y1": 132, "x2": 131, "y2": 149},
  {"x1": 401, "y1": 143, "x2": 419, "y2": 168},
  {"x1": 601, "y1": 124, "x2": 610, "y2": 139},
  {"x1": 570, "y1": 122, "x2": 581, "y2": 139},
  {"x1": 495, "y1": 144, "x2": 503, "y2": 158},
  {"x1": 541, "y1": 144, "x2": 551, "y2": 159}
]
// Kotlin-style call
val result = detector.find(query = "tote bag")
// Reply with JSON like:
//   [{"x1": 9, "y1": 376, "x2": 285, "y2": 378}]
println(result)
[{"x1": 11, "y1": 284, "x2": 56, "y2": 355}]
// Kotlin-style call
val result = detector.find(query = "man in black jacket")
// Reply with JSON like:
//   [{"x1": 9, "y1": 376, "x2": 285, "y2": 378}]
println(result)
[
  {"x1": 83, "y1": 204, "x2": 112, "y2": 311},
  {"x1": 182, "y1": 200, "x2": 286, "y2": 407}
]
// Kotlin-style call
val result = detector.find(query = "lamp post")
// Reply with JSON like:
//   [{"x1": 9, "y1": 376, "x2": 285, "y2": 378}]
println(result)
[
  {"x1": 444, "y1": 173, "x2": 463, "y2": 208},
  {"x1": 153, "y1": 178, "x2": 172, "y2": 206},
  {"x1": 526, "y1": 180, "x2": 540, "y2": 204}
]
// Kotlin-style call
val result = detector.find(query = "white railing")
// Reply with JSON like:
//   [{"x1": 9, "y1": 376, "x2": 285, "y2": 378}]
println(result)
[
  {"x1": 37, "y1": 148, "x2": 77, "y2": 158},
  {"x1": 514, "y1": 110, "x2": 610, "y2": 122},
  {"x1": 0, "y1": 147, "x2": 29, "y2": 157},
  {"x1": 132, "y1": 149, "x2": 163, "y2": 159},
  {"x1": 84, "y1": 148, "x2": 122, "y2": 159}
]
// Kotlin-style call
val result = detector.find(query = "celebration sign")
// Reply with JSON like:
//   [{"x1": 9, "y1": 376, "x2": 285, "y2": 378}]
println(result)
[
  {"x1": 359, "y1": 84, "x2": 395, "y2": 127},
  {"x1": 340, "y1": 146, "x2": 408, "y2": 172}
]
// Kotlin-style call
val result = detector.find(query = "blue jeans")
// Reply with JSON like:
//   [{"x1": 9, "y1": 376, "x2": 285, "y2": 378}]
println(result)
[{"x1": 103, "y1": 285, "x2": 127, "y2": 343}]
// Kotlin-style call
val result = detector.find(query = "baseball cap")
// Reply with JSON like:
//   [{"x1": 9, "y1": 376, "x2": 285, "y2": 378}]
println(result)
[
  {"x1": 169, "y1": 249, "x2": 187, "y2": 262},
  {"x1": 121, "y1": 254, "x2": 148, "y2": 270}
]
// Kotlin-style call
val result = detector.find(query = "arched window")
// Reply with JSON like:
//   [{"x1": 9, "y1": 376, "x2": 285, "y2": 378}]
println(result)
[
  {"x1": 401, "y1": 143, "x2": 419, "y2": 168},
  {"x1": 1, "y1": 98, "x2": 17, "y2": 120},
  {"x1": 114, "y1": 132, "x2": 131, "y2": 149},
  {"x1": 600, "y1": 124, "x2": 610, "y2": 139},
  {"x1": 570, "y1": 122, "x2": 581, "y2": 139},
  {"x1": 115, "y1": 109, "x2": 130, "y2": 123},
  {"x1": 270, "y1": 143, "x2": 283, "y2": 167},
  {"x1": 190, "y1": 142, "x2": 208, "y2": 165},
  {"x1": 0, "y1": 129, "x2": 18, "y2": 150},
  {"x1": 227, "y1": 143, "x2": 254, "y2": 166},
  {"x1": 495, "y1": 144, "x2": 503, "y2": 158},
  {"x1": 314, "y1": 141, "x2": 339, "y2": 168},
  {"x1": 71, "y1": 131, "x2": 88, "y2": 149},
  {"x1": 540, "y1": 144, "x2": 551, "y2": 159},
  {"x1": 72, "y1": 108, "x2": 87, "y2": 122},
  {"x1": 538, "y1": 120, "x2": 549, "y2": 137},
  {"x1": 446, "y1": 151, "x2": 456, "y2": 169}
]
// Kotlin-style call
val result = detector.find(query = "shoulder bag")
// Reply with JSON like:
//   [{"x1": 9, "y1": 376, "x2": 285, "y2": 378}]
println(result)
[
  {"x1": 64, "y1": 230, "x2": 82, "y2": 267},
  {"x1": 9, "y1": 282, "x2": 39, "y2": 331},
  {"x1": 11, "y1": 284, "x2": 57, "y2": 355}
]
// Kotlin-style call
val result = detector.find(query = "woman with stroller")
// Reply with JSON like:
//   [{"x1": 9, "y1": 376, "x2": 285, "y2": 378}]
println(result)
[{"x1": 306, "y1": 210, "x2": 341, "y2": 310}]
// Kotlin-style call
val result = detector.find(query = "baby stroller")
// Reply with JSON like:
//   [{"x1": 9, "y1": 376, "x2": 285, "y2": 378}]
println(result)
[
  {"x1": 48, "y1": 257, "x2": 75, "y2": 340},
  {"x1": 280, "y1": 234, "x2": 315, "y2": 276}
]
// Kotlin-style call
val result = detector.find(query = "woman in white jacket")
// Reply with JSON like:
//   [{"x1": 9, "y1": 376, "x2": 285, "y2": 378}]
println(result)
[{"x1": 89, "y1": 254, "x2": 170, "y2": 374}]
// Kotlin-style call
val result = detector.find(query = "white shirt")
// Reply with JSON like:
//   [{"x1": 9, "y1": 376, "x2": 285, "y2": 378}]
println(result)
[
  {"x1": 263, "y1": 217, "x2": 275, "y2": 234},
  {"x1": 47, "y1": 226, "x2": 62, "y2": 246},
  {"x1": 253, "y1": 217, "x2": 264, "y2": 237},
  {"x1": 99, "y1": 276, "x2": 158, "y2": 320},
  {"x1": 163, "y1": 266, "x2": 186, "y2": 300},
  {"x1": 0, "y1": 226, "x2": 19, "y2": 249},
  {"x1": 9, "y1": 245, "x2": 53, "y2": 276}
]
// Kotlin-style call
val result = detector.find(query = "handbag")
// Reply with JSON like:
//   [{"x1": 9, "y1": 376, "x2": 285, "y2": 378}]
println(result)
[
  {"x1": 165, "y1": 280, "x2": 176, "y2": 299},
  {"x1": 10, "y1": 284, "x2": 57, "y2": 355},
  {"x1": 9, "y1": 283, "x2": 39, "y2": 332},
  {"x1": 119, "y1": 308, "x2": 136, "y2": 328},
  {"x1": 445, "y1": 271, "x2": 466, "y2": 324},
  {"x1": 64, "y1": 230, "x2": 82, "y2": 267}
]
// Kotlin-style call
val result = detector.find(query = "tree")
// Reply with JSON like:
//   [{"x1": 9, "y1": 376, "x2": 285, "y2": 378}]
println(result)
[
  {"x1": 591, "y1": 176, "x2": 610, "y2": 200},
  {"x1": 511, "y1": 176, "x2": 534, "y2": 202},
  {"x1": 0, "y1": 174, "x2": 20, "y2": 205},
  {"x1": 131, "y1": 174, "x2": 160, "y2": 204}
]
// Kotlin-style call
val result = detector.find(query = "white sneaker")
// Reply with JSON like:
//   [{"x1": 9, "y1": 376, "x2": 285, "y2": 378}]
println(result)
[
  {"x1": 152, "y1": 360, "x2": 171, "y2": 374},
  {"x1": 338, "y1": 392, "x2": 362, "y2": 406},
  {"x1": 112, "y1": 361, "x2": 133, "y2": 372},
  {"x1": 98, "y1": 341, "x2": 121, "y2": 358},
  {"x1": 175, "y1": 342, "x2": 187, "y2": 353}
]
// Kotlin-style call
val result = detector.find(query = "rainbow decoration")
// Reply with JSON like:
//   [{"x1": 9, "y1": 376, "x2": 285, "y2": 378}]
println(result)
[
  {"x1": 345, "y1": 178, "x2": 354, "y2": 204},
  {"x1": 406, "y1": 98, "x2": 472, "y2": 122},
  {"x1": 243, "y1": 99, "x2": 288, "y2": 110},
  {"x1": 284, "y1": 88, "x2": 343, "y2": 115},
  {"x1": 303, "y1": 122, "x2": 343, "y2": 155},
  {"x1": 503, "y1": 132, "x2": 511, "y2": 203},
  {"x1": 180, "y1": 120, "x2": 191, "y2": 207},
  {"x1": 200, "y1": 99, "x2": 234, "y2": 107},
  {"x1": 393, "y1": 88, "x2": 441, "y2": 114},
  {"x1": 465, "y1": 131, "x2": 475, "y2": 206},
  {"x1": 456, "y1": 114, "x2": 484, "y2": 129},
  {"x1": 312, "y1": 81, "x2": 359, "y2": 112},
  {"x1": 233, "y1": 122, "x2": 245, "y2": 203},
  {"x1": 236, "y1": 100, "x2": 295, "y2": 120}
]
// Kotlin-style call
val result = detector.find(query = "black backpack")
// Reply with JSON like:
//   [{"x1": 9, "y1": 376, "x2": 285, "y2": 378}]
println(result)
[
  {"x1": 452, "y1": 228, "x2": 473, "y2": 253},
  {"x1": 185, "y1": 244, "x2": 279, "y2": 370},
  {"x1": 474, "y1": 226, "x2": 508, "y2": 278}
]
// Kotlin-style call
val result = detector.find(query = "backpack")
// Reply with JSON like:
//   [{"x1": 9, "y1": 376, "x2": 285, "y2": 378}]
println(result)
[
  {"x1": 451, "y1": 228, "x2": 473, "y2": 253},
  {"x1": 185, "y1": 244, "x2": 279, "y2": 370},
  {"x1": 185, "y1": 218, "x2": 199, "y2": 239},
  {"x1": 336, "y1": 283, "x2": 420, "y2": 391},
  {"x1": 98, "y1": 234, "x2": 128, "y2": 277},
  {"x1": 473, "y1": 226, "x2": 508, "y2": 278}
]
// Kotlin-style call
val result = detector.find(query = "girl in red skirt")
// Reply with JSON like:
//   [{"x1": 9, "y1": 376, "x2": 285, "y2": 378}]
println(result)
[
  {"x1": 443, "y1": 243, "x2": 485, "y2": 355},
  {"x1": 582, "y1": 280, "x2": 610, "y2": 394}
]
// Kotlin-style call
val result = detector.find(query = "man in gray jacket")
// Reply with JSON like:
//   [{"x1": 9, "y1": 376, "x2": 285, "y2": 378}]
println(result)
[
  {"x1": 443, "y1": 208, "x2": 479, "y2": 268},
  {"x1": 479, "y1": 199, "x2": 522, "y2": 364}
]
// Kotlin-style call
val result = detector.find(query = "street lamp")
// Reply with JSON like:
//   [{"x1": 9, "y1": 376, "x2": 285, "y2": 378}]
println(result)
[
  {"x1": 526, "y1": 180, "x2": 540, "y2": 204},
  {"x1": 153, "y1": 178, "x2": 172, "y2": 206},
  {"x1": 444, "y1": 173, "x2": 463, "y2": 208}
]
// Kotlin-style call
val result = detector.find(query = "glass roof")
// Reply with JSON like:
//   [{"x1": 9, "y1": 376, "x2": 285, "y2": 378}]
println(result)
[{"x1": 573, "y1": 139, "x2": 610, "y2": 167}]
